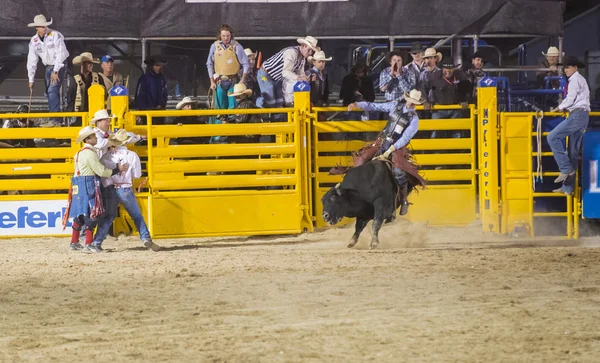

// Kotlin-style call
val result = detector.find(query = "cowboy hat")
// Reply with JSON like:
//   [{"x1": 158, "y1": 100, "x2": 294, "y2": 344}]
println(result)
[
  {"x1": 72, "y1": 52, "x2": 100, "y2": 65},
  {"x1": 423, "y1": 48, "x2": 442, "y2": 62},
  {"x1": 440, "y1": 56, "x2": 460, "y2": 69},
  {"x1": 76, "y1": 126, "x2": 96, "y2": 144},
  {"x1": 244, "y1": 48, "x2": 256, "y2": 58},
  {"x1": 297, "y1": 36, "x2": 319, "y2": 52},
  {"x1": 542, "y1": 46, "x2": 564, "y2": 57},
  {"x1": 229, "y1": 83, "x2": 253, "y2": 98},
  {"x1": 108, "y1": 129, "x2": 129, "y2": 147},
  {"x1": 89, "y1": 109, "x2": 115, "y2": 125},
  {"x1": 409, "y1": 41, "x2": 425, "y2": 54},
  {"x1": 308, "y1": 50, "x2": 332, "y2": 62},
  {"x1": 144, "y1": 57, "x2": 168, "y2": 66},
  {"x1": 176, "y1": 96, "x2": 197, "y2": 110},
  {"x1": 558, "y1": 55, "x2": 586, "y2": 68},
  {"x1": 28, "y1": 14, "x2": 52, "y2": 28},
  {"x1": 403, "y1": 89, "x2": 426, "y2": 105}
]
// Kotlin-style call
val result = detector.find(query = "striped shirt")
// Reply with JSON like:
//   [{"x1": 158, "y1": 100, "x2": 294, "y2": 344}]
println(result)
[{"x1": 263, "y1": 46, "x2": 305, "y2": 82}]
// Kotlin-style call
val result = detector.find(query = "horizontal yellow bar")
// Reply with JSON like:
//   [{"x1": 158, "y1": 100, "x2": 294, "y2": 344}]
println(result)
[
  {"x1": 0, "y1": 177, "x2": 70, "y2": 191},
  {"x1": 151, "y1": 143, "x2": 296, "y2": 158},
  {"x1": 0, "y1": 112, "x2": 86, "y2": 119},
  {"x1": 149, "y1": 123, "x2": 296, "y2": 138},
  {"x1": 128, "y1": 108, "x2": 292, "y2": 117},
  {"x1": 153, "y1": 189, "x2": 297, "y2": 199},
  {"x1": 531, "y1": 152, "x2": 553, "y2": 156},
  {"x1": 0, "y1": 147, "x2": 77, "y2": 161},
  {"x1": 410, "y1": 138, "x2": 473, "y2": 150},
  {"x1": 533, "y1": 192, "x2": 569, "y2": 198},
  {"x1": 532, "y1": 212, "x2": 568, "y2": 217},
  {"x1": 418, "y1": 119, "x2": 472, "y2": 131},
  {"x1": 0, "y1": 193, "x2": 68, "y2": 201},
  {"x1": 314, "y1": 121, "x2": 385, "y2": 133},
  {"x1": 316, "y1": 140, "x2": 372, "y2": 152},
  {"x1": 317, "y1": 169, "x2": 473, "y2": 183},
  {"x1": 531, "y1": 132, "x2": 550, "y2": 136},
  {"x1": 151, "y1": 174, "x2": 297, "y2": 190},
  {"x1": 532, "y1": 172, "x2": 560, "y2": 176},
  {"x1": 0, "y1": 162, "x2": 73, "y2": 175},
  {"x1": 152, "y1": 158, "x2": 296, "y2": 173},
  {"x1": 0, "y1": 127, "x2": 79, "y2": 139}
]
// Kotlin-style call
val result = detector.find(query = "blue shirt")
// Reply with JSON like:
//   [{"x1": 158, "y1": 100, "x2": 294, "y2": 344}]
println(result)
[
  {"x1": 356, "y1": 101, "x2": 419, "y2": 150},
  {"x1": 206, "y1": 41, "x2": 250, "y2": 78}
]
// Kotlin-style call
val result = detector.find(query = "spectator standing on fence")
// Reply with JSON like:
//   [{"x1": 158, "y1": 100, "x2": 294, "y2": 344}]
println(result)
[
  {"x1": 463, "y1": 51, "x2": 486, "y2": 99},
  {"x1": 65, "y1": 126, "x2": 128, "y2": 252},
  {"x1": 67, "y1": 52, "x2": 106, "y2": 113},
  {"x1": 379, "y1": 50, "x2": 415, "y2": 102},
  {"x1": 549, "y1": 56, "x2": 590, "y2": 196},
  {"x1": 424, "y1": 57, "x2": 471, "y2": 138},
  {"x1": 305, "y1": 50, "x2": 332, "y2": 107},
  {"x1": 206, "y1": 24, "x2": 250, "y2": 111},
  {"x1": 91, "y1": 130, "x2": 160, "y2": 253},
  {"x1": 99, "y1": 55, "x2": 124, "y2": 110},
  {"x1": 26, "y1": 14, "x2": 69, "y2": 120},
  {"x1": 406, "y1": 42, "x2": 427, "y2": 90},
  {"x1": 339, "y1": 62, "x2": 375, "y2": 106},
  {"x1": 258, "y1": 36, "x2": 317, "y2": 108}
]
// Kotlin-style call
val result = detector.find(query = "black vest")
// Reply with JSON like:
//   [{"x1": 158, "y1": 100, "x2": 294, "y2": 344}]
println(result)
[{"x1": 383, "y1": 102, "x2": 413, "y2": 143}]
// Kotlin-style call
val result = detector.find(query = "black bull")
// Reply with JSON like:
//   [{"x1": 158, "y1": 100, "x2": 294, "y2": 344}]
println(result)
[{"x1": 321, "y1": 150, "x2": 425, "y2": 249}]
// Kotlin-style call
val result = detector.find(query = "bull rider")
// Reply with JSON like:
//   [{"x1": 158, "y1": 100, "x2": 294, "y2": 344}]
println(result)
[{"x1": 347, "y1": 89, "x2": 427, "y2": 216}]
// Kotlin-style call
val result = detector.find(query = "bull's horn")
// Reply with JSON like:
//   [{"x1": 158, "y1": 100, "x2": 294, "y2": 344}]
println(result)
[{"x1": 335, "y1": 183, "x2": 341, "y2": 189}]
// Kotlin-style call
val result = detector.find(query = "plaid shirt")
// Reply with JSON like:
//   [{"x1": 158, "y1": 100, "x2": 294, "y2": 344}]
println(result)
[{"x1": 379, "y1": 66, "x2": 416, "y2": 101}]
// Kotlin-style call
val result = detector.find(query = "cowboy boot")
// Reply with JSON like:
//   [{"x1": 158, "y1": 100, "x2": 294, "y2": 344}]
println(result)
[{"x1": 393, "y1": 168, "x2": 410, "y2": 216}]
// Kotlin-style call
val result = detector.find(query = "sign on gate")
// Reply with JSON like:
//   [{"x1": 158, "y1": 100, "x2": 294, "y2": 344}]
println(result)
[
  {"x1": 0, "y1": 200, "x2": 71, "y2": 236},
  {"x1": 582, "y1": 130, "x2": 600, "y2": 218}
]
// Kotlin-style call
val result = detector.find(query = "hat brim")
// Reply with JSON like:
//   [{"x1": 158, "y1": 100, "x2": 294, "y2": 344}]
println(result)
[
  {"x1": 176, "y1": 100, "x2": 197, "y2": 110},
  {"x1": 558, "y1": 61, "x2": 586, "y2": 68},
  {"x1": 230, "y1": 89, "x2": 253, "y2": 98},
  {"x1": 441, "y1": 63, "x2": 460, "y2": 69},
  {"x1": 297, "y1": 38, "x2": 318, "y2": 52},
  {"x1": 108, "y1": 138, "x2": 128, "y2": 147},
  {"x1": 76, "y1": 131, "x2": 96, "y2": 144},
  {"x1": 28, "y1": 19, "x2": 52, "y2": 27},
  {"x1": 144, "y1": 59, "x2": 168, "y2": 66},
  {"x1": 90, "y1": 115, "x2": 116, "y2": 125},
  {"x1": 424, "y1": 53, "x2": 443, "y2": 62},
  {"x1": 73, "y1": 56, "x2": 101, "y2": 65},
  {"x1": 542, "y1": 51, "x2": 564, "y2": 57},
  {"x1": 403, "y1": 92, "x2": 425, "y2": 105},
  {"x1": 311, "y1": 57, "x2": 332, "y2": 62}
]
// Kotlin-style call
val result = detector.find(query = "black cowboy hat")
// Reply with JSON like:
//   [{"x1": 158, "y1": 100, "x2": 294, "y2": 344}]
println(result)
[
  {"x1": 144, "y1": 56, "x2": 168, "y2": 66},
  {"x1": 558, "y1": 55, "x2": 585, "y2": 68},
  {"x1": 471, "y1": 51, "x2": 486, "y2": 62},
  {"x1": 440, "y1": 56, "x2": 460, "y2": 69},
  {"x1": 409, "y1": 41, "x2": 425, "y2": 54}
]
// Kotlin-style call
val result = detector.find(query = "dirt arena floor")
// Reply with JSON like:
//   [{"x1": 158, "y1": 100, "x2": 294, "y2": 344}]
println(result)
[{"x1": 2, "y1": 220, "x2": 600, "y2": 362}]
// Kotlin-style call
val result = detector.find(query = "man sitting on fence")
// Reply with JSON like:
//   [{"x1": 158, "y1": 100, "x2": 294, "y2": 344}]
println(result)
[
  {"x1": 64, "y1": 126, "x2": 128, "y2": 252},
  {"x1": 92, "y1": 129, "x2": 160, "y2": 252},
  {"x1": 345, "y1": 89, "x2": 427, "y2": 216},
  {"x1": 549, "y1": 56, "x2": 590, "y2": 196}
]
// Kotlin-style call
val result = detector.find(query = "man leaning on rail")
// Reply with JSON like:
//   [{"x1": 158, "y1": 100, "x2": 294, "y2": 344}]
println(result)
[{"x1": 548, "y1": 56, "x2": 590, "y2": 196}]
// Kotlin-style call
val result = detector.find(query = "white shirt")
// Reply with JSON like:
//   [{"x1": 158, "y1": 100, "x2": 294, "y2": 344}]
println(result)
[
  {"x1": 27, "y1": 29, "x2": 69, "y2": 83},
  {"x1": 558, "y1": 71, "x2": 590, "y2": 112},
  {"x1": 94, "y1": 128, "x2": 142, "y2": 159},
  {"x1": 99, "y1": 146, "x2": 142, "y2": 188}
]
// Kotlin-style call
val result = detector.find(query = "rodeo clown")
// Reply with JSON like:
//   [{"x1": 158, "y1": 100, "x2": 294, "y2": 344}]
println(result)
[
  {"x1": 63, "y1": 126, "x2": 128, "y2": 252},
  {"x1": 347, "y1": 89, "x2": 427, "y2": 216}
]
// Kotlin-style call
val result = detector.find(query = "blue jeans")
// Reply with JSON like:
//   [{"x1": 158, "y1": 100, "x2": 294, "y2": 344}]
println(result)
[
  {"x1": 93, "y1": 187, "x2": 151, "y2": 246},
  {"x1": 257, "y1": 69, "x2": 283, "y2": 108},
  {"x1": 431, "y1": 110, "x2": 462, "y2": 139},
  {"x1": 215, "y1": 80, "x2": 237, "y2": 110},
  {"x1": 547, "y1": 110, "x2": 589, "y2": 175},
  {"x1": 44, "y1": 65, "x2": 65, "y2": 113}
]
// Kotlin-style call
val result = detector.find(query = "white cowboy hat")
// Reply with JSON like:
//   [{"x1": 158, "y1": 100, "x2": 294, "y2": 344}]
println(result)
[
  {"x1": 76, "y1": 126, "x2": 96, "y2": 144},
  {"x1": 89, "y1": 109, "x2": 115, "y2": 125},
  {"x1": 423, "y1": 47, "x2": 442, "y2": 62},
  {"x1": 403, "y1": 89, "x2": 426, "y2": 105},
  {"x1": 542, "y1": 46, "x2": 564, "y2": 57},
  {"x1": 108, "y1": 129, "x2": 129, "y2": 147},
  {"x1": 308, "y1": 50, "x2": 332, "y2": 62},
  {"x1": 176, "y1": 96, "x2": 197, "y2": 110},
  {"x1": 244, "y1": 48, "x2": 256, "y2": 58},
  {"x1": 229, "y1": 83, "x2": 253, "y2": 98},
  {"x1": 72, "y1": 52, "x2": 101, "y2": 65},
  {"x1": 28, "y1": 14, "x2": 53, "y2": 28},
  {"x1": 297, "y1": 36, "x2": 319, "y2": 52}
]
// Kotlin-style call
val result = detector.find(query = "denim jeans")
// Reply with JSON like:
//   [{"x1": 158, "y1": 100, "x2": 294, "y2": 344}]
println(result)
[
  {"x1": 215, "y1": 80, "x2": 237, "y2": 110},
  {"x1": 431, "y1": 110, "x2": 463, "y2": 139},
  {"x1": 44, "y1": 65, "x2": 65, "y2": 113},
  {"x1": 257, "y1": 69, "x2": 283, "y2": 108},
  {"x1": 547, "y1": 110, "x2": 589, "y2": 175},
  {"x1": 93, "y1": 187, "x2": 151, "y2": 246}
]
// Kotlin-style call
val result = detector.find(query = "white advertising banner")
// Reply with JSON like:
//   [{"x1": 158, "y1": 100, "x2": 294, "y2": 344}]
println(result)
[{"x1": 0, "y1": 200, "x2": 71, "y2": 236}]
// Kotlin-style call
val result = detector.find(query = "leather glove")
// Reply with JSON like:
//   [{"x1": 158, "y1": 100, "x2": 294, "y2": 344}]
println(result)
[{"x1": 375, "y1": 145, "x2": 396, "y2": 160}]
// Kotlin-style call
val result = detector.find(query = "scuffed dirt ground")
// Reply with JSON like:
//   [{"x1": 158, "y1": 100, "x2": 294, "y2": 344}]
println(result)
[{"x1": 1, "y1": 220, "x2": 600, "y2": 362}]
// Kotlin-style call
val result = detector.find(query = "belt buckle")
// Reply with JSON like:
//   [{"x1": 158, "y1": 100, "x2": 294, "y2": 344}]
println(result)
[{"x1": 221, "y1": 75, "x2": 230, "y2": 81}]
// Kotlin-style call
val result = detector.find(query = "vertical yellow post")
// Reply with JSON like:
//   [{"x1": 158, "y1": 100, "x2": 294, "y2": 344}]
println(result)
[
  {"x1": 293, "y1": 82, "x2": 314, "y2": 232},
  {"x1": 477, "y1": 78, "x2": 500, "y2": 233},
  {"x1": 87, "y1": 84, "x2": 106, "y2": 122},
  {"x1": 109, "y1": 85, "x2": 129, "y2": 130}
]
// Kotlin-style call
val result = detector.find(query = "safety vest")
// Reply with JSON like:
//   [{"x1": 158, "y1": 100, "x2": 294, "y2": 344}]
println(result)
[
  {"x1": 214, "y1": 40, "x2": 240, "y2": 76},
  {"x1": 74, "y1": 72, "x2": 100, "y2": 112}
]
